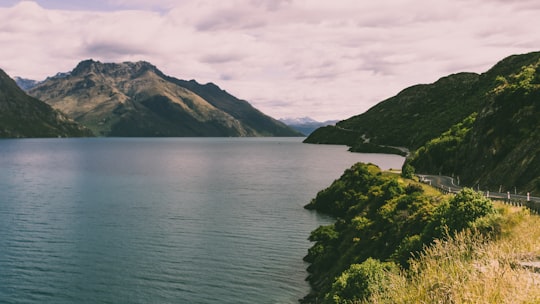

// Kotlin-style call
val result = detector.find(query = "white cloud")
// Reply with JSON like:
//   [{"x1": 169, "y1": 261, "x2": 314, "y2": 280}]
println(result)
[{"x1": 1, "y1": 0, "x2": 540, "y2": 121}]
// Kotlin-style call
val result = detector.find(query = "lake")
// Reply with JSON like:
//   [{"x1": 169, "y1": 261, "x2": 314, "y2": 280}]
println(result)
[{"x1": 0, "y1": 138, "x2": 404, "y2": 304}]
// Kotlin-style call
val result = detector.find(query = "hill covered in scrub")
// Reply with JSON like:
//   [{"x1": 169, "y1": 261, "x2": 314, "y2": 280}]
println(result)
[
  {"x1": 28, "y1": 59, "x2": 301, "y2": 137},
  {"x1": 0, "y1": 68, "x2": 92, "y2": 138},
  {"x1": 305, "y1": 51, "x2": 540, "y2": 194},
  {"x1": 305, "y1": 72, "x2": 481, "y2": 150},
  {"x1": 407, "y1": 54, "x2": 540, "y2": 194},
  {"x1": 305, "y1": 51, "x2": 540, "y2": 151},
  {"x1": 301, "y1": 162, "x2": 540, "y2": 303}
]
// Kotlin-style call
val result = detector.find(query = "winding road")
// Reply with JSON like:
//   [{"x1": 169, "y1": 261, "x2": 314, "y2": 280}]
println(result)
[{"x1": 417, "y1": 174, "x2": 540, "y2": 203}]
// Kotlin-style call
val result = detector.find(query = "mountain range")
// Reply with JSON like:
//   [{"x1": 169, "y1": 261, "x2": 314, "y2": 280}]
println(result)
[
  {"x1": 14, "y1": 76, "x2": 40, "y2": 91},
  {"x1": 0, "y1": 68, "x2": 92, "y2": 138},
  {"x1": 279, "y1": 117, "x2": 338, "y2": 136},
  {"x1": 306, "y1": 51, "x2": 540, "y2": 194},
  {"x1": 19, "y1": 59, "x2": 300, "y2": 137}
]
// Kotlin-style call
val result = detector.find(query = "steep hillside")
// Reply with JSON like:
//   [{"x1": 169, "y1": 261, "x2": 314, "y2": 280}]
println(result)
[
  {"x1": 0, "y1": 68, "x2": 92, "y2": 138},
  {"x1": 305, "y1": 51, "x2": 540, "y2": 152},
  {"x1": 408, "y1": 54, "x2": 540, "y2": 194},
  {"x1": 305, "y1": 72, "x2": 481, "y2": 150},
  {"x1": 28, "y1": 60, "x2": 300, "y2": 137},
  {"x1": 301, "y1": 163, "x2": 498, "y2": 303},
  {"x1": 169, "y1": 78, "x2": 300, "y2": 136}
]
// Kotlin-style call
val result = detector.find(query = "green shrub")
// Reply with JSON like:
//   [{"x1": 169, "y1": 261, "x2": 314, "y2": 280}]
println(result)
[
  {"x1": 401, "y1": 161, "x2": 415, "y2": 179},
  {"x1": 325, "y1": 258, "x2": 398, "y2": 304},
  {"x1": 424, "y1": 188, "x2": 496, "y2": 241}
]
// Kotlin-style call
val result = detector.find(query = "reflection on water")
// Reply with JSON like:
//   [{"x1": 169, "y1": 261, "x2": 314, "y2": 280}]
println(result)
[{"x1": 0, "y1": 138, "x2": 404, "y2": 303}]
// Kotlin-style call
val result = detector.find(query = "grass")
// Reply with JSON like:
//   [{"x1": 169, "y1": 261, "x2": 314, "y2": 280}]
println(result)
[
  {"x1": 366, "y1": 203, "x2": 540, "y2": 304},
  {"x1": 382, "y1": 170, "x2": 446, "y2": 198}
]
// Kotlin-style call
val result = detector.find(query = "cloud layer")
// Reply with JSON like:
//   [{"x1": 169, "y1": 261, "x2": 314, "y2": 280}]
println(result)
[{"x1": 1, "y1": 0, "x2": 540, "y2": 120}]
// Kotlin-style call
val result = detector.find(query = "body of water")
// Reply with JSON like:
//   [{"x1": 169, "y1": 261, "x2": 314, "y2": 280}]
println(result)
[{"x1": 0, "y1": 138, "x2": 404, "y2": 304}]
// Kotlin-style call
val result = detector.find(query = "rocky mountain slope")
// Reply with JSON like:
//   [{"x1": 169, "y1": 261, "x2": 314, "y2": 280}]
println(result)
[
  {"x1": 28, "y1": 60, "x2": 300, "y2": 137},
  {"x1": 14, "y1": 76, "x2": 40, "y2": 91},
  {"x1": 0, "y1": 68, "x2": 92, "y2": 138}
]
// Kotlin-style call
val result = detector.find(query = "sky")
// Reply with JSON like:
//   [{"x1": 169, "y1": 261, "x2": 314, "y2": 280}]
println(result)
[{"x1": 0, "y1": 0, "x2": 539, "y2": 121}]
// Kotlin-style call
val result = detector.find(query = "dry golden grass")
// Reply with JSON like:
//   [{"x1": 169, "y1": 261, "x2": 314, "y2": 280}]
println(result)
[{"x1": 367, "y1": 203, "x2": 540, "y2": 304}]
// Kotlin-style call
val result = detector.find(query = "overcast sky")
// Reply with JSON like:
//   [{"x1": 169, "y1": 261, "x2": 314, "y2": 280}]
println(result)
[{"x1": 1, "y1": 0, "x2": 539, "y2": 121}]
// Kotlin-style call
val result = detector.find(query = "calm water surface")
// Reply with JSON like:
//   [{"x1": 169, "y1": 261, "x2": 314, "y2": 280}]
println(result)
[{"x1": 0, "y1": 138, "x2": 404, "y2": 304}]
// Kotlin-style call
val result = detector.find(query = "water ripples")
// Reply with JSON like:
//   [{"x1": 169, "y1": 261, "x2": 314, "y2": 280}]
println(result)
[{"x1": 0, "y1": 138, "x2": 404, "y2": 303}]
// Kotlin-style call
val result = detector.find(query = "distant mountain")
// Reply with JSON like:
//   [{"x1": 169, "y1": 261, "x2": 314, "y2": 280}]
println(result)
[
  {"x1": 279, "y1": 117, "x2": 338, "y2": 136},
  {"x1": 0, "y1": 68, "x2": 93, "y2": 138},
  {"x1": 280, "y1": 117, "x2": 321, "y2": 125},
  {"x1": 407, "y1": 51, "x2": 540, "y2": 194},
  {"x1": 14, "y1": 76, "x2": 40, "y2": 91},
  {"x1": 28, "y1": 59, "x2": 301, "y2": 137}
]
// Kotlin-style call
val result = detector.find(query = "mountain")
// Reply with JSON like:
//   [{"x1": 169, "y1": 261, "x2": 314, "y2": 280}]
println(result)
[
  {"x1": 304, "y1": 72, "x2": 482, "y2": 150},
  {"x1": 279, "y1": 117, "x2": 339, "y2": 136},
  {"x1": 407, "y1": 51, "x2": 540, "y2": 194},
  {"x1": 0, "y1": 68, "x2": 93, "y2": 138},
  {"x1": 15, "y1": 73, "x2": 72, "y2": 92},
  {"x1": 163, "y1": 77, "x2": 302, "y2": 137},
  {"x1": 28, "y1": 59, "x2": 301, "y2": 137},
  {"x1": 303, "y1": 50, "x2": 540, "y2": 193},
  {"x1": 14, "y1": 76, "x2": 40, "y2": 91},
  {"x1": 305, "y1": 52, "x2": 540, "y2": 154},
  {"x1": 303, "y1": 73, "x2": 477, "y2": 149}
]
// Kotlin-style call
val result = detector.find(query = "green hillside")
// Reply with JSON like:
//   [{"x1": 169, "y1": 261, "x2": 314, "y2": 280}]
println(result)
[
  {"x1": 304, "y1": 72, "x2": 480, "y2": 150},
  {"x1": 301, "y1": 163, "x2": 501, "y2": 303},
  {"x1": 408, "y1": 54, "x2": 540, "y2": 194},
  {"x1": 302, "y1": 51, "x2": 540, "y2": 303},
  {"x1": 305, "y1": 51, "x2": 540, "y2": 193},
  {"x1": 305, "y1": 51, "x2": 540, "y2": 153}
]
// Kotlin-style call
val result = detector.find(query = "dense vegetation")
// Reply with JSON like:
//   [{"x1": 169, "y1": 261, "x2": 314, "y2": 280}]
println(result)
[
  {"x1": 304, "y1": 72, "x2": 481, "y2": 151},
  {"x1": 408, "y1": 56, "x2": 540, "y2": 194},
  {"x1": 305, "y1": 51, "x2": 540, "y2": 163},
  {"x1": 368, "y1": 210, "x2": 540, "y2": 303},
  {"x1": 302, "y1": 163, "x2": 500, "y2": 303},
  {"x1": 306, "y1": 51, "x2": 540, "y2": 194},
  {"x1": 0, "y1": 68, "x2": 92, "y2": 138},
  {"x1": 348, "y1": 142, "x2": 407, "y2": 156},
  {"x1": 407, "y1": 113, "x2": 476, "y2": 175}
]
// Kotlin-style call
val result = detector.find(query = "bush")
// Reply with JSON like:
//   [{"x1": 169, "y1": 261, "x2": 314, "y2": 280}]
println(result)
[
  {"x1": 424, "y1": 188, "x2": 496, "y2": 241},
  {"x1": 401, "y1": 161, "x2": 415, "y2": 179},
  {"x1": 325, "y1": 258, "x2": 398, "y2": 303}
]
